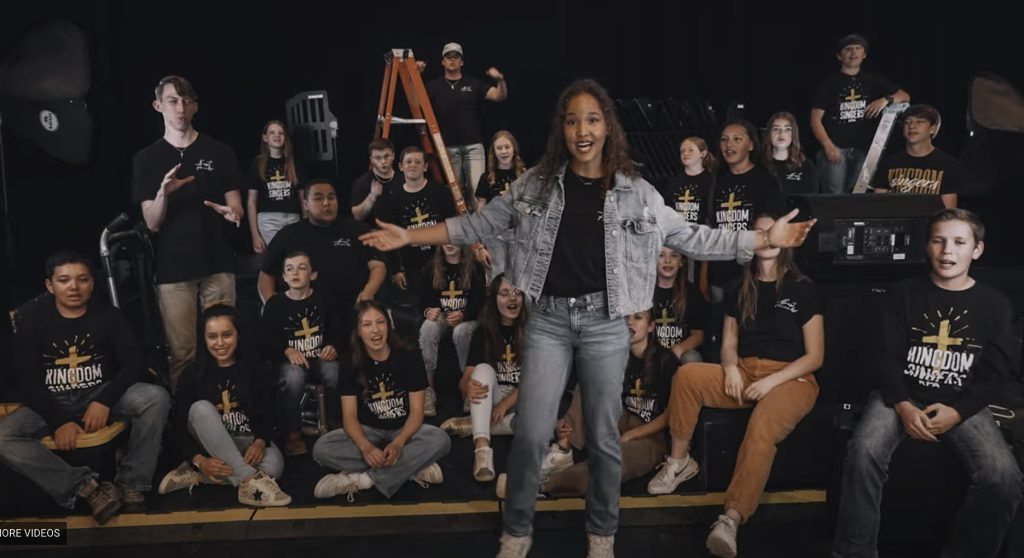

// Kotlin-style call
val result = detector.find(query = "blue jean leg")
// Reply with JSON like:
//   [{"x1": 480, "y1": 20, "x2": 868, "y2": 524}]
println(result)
[
  {"x1": 110, "y1": 382, "x2": 171, "y2": 492},
  {"x1": 279, "y1": 359, "x2": 341, "y2": 433}
]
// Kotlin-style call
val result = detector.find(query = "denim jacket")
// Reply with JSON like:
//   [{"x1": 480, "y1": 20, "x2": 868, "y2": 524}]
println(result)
[{"x1": 446, "y1": 165, "x2": 757, "y2": 318}]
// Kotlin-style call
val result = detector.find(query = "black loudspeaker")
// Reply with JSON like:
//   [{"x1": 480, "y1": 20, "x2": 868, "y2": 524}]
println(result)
[{"x1": 785, "y1": 194, "x2": 944, "y2": 281}]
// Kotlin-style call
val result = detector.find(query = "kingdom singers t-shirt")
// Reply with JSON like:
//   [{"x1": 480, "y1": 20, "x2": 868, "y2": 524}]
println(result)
[{"x1": 340, "y1": 348, "x2": 428, "y2": 431}]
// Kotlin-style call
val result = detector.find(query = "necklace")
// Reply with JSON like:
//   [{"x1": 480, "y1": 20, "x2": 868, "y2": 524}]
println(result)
[
  {"x1": 570, "y1": 169, "x2": 599, "y2": 186},
  {"x1": 446, "y1": 78, "x2": 461, "y2": 90}
]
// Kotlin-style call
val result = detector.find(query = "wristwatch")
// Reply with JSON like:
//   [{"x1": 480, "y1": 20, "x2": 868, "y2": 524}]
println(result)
[{"x1": 884, "y1": 94, "x2": 895, "y2": 106}]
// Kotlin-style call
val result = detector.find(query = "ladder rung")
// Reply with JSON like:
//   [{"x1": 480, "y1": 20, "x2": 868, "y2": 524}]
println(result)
[{"x1": 379, "y1": 116, "x2": 427, "y2": 125}]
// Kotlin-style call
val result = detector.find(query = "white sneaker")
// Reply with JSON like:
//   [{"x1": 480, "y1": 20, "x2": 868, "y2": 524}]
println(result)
[
  {"x1": 474, "y1": 447, "x2": 495, "y2": 482},
  {"x1": 157, "y1": 461, "x2": 200, "y2": 495},
  {"x1": 314, "y1": 472, "x2": 363, "y2": 502},
  {"x1": 238, "y1": 471, "x2": 291, "y2": 507},
  {"x1": 424, "y1": 387, "x2": 437, "y2": 417},
  {"x1": 646, "y1": 454, "x2": 700, "y2": 495},
  {"x1": 540, "y1": 443, "x2": 573, "y2": 477},
  {"x1": 412, "y1": 463, "x2": 444, "y2": 487},
  {"x1": 706, "y1": 514, "x2": 738, "y2": 557},
  {"x1": 441, "y1": 416, "x2": 473, "y2": 437},
  {"x1": 587, "y1": 533, "x2": 615, "y2": 558},
  {"x1": 496, "y1": 531, "x2": 532, "y2": 558}
]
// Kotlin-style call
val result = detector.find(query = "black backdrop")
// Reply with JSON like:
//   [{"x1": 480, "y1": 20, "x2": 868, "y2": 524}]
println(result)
[{"x1": 1, "y1": 0, "x2": 1021, "y2": 308}]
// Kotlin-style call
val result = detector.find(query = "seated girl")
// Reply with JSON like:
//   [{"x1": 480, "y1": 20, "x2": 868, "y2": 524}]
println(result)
[
  {"x1": 312, "y1": 301, "x2": 451, "y2": 501},
  {"x1": 653, "y1": 247, "x2": 710, "y2": 363},
  {"x1": 159, "y1": 305, "x2": 291, "y2": 507},
  {"x1": 440, "y1": 274, "x2": 524, "y2": 481},
  {"x1": 647, "y1": 214, "x2": 824, "y2": 558}
]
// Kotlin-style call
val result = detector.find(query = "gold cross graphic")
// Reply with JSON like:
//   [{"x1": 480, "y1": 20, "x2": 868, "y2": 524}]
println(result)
[
  {"x1": 371, "y1": 382, "x2": 394, "y2": 400},
  {"x1": 844, "y1": 88, "x2": 861, "y2": 102},
  {"x1": 720, "y1": 193, "x2": 742, "y2": 211},
  {"x1": 409, "y1": 206, "x2": 430, "y2": 225},
  {"x1": 441, "y1": 281, "x2": 464, "y2": 299},
  {"x1": 630, "y1": 378, "x2": 646, "y2": 398},
  {"x1": 503, "y1": 343, "x2": 516, "y2": 364},
  {"x1": 676, "y1": 189, "x2": 695, "y2": 204},
  {"x1": 55, "y1": 346, "x2": 92, "y2": 369},
  {"x1": 217, "y1": 389, "x2": 239, "y2": 417},
  {"x1": 921, "y1": 320, "x2": 963, "y2": 353},
  {"x1": 269, "y1": 169, "x2": 286, "y2": 181},
  {"x1": 294, "y1": 317, "x2": 320, "y2": 341},
  {"x1": 655, "y1": 308, "x2": 675, "y2": 327}
]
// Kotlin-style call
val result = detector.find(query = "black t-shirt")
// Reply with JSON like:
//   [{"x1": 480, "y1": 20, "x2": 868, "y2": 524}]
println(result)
[
  {"x1": 467, "y1": 323, "x2": 522, "y2": 387},
  {"x1": 16, "y1": 300, "x2": 142, "y2": 429},
  {"x1": 260, "y1": 289, "x2": 347, "y2": 364},
  {"x1": 261, "y1": 218, "x2": 382, "y2": 307},
  {"x1": 377, "y1": 182, "x2": 457, "y2": 272},
  {"x1": 426, "y1": 75, "x2": 490, "y2": 146},
  {"x1": 132, "y1": 135, "x2": 244, "y2": 284},
  {"x1": 543, "y1": 171, "x2": 607, "y2": 296},
  {"x1": 340, "y1": 347, "x2": 429, "y2": 431},
  {"x1": 873, "y1": 149, "x2": 964, "y2": 196},
  {"x1": 248, "y1": 157, "x2": 305, "y2": 214},
  {"x1": 657, "y1": 170, "x2": 713, "y2": 224},
  {"x1": 621, "y1": 345, "x2": 678, "y2": 423},
  {"x1": 880, "y1": 277, "x2": 1017, "y2": 419},
  {"x1": 417, "y1": 260, "x2": 486, "y2": 320},
  {"x1": 725, "y1": 278, "x2": 823, "y2": 363},
  {"x1": 813, "y1": 71, "x2": 900, "y2": 151},
  {"x1": 708, "y1": 165, "x2": 784, "y2": 287},
  {"x1": 174, "y1": 360, "x2": 276, "y2": 459},
  {"x1": 349, "y1": 170, "x2": 402, "y2": 221},
  {"x1": 769, "y1": 159, "x2": 820, "y2": 195},
  {"x1": 475, "y1": 168, "x2": 518, "y2": 202},
  {"x1": 652, "y1": 284, "x2": 710, "y2": 350}
]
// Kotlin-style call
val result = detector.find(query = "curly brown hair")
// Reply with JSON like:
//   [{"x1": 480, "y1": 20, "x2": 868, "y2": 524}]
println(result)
[{"x1": 536, "y1": 79, "x2": 637, "y2": 195}]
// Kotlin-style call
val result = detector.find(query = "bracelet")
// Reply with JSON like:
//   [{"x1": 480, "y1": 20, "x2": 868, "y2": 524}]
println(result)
[{"x1": 761, "y1": 229, "x2": 776, "y2": 249}]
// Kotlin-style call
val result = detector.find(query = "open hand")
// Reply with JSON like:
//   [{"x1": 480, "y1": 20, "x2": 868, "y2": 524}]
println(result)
[
  {"x1": 767, "y1": 208, "x2": 816, "y2": 248},
  {"x1": 360, "y1": 220, "x2": 411, "y2": 251}
]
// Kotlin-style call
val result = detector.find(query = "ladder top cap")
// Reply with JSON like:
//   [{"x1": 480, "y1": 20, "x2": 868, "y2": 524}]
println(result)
[{"x1": 390, "y1": 48, "x2": 416, "y2": 58}]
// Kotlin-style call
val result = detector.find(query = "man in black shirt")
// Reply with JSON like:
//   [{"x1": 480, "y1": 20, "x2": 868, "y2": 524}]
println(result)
[
  {"x1": 425, "y1": 42, "x2": 508, "y2": 210},
  {"x1": 833, "y1": 209, "x2": 1022, "y2": 558},
  {"x1": 810, "y1": 34, "x2": 909, "y2": 193},
  {"x1": 132, "y1": 75, "x2": 244, "y2": 392},
  {"x1": 351, "y1": 138, "x2": 401, "y2": 223},
  {"x1": 872, "y1": 104, "x2": 962, "y2": 208},
  {"x1": 0, "y1": 253, "x2": 170, "y2": 522},
  {"x1": 259, "y1": 180, "x2": 386, "y2": 308}
]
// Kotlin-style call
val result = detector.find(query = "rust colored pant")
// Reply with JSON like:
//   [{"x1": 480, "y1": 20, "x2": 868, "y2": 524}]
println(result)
[{"x1": 667, "y1": 357, "x2": 818, "y2": 521}]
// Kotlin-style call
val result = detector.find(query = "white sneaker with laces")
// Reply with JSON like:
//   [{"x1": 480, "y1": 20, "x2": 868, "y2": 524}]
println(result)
[
  {"x1": 706, "y1": 514, "x2": 738, "y2": 558},
  {"x1": 646, "y1": 454, "x2": 700, "y2": 495},
  {"x1": 539, "y1": 443, "x2": 573, "y2": 477},
  {"x1": 587, "y1": 533, "x2": 615, "y2": 558},
  {"x1": 238, "y1": 471, "x2": 291, "y2": 507},
  {"x1": 314, "y1": 471, "x2": 363, "y2": 502},
  {"x1": 158, "y1": 461, "x2": 200, "y2": 495},
  {"x1": 474, "y1": 446, "x2": 495, "y2": 482},
  {"x1": 424, "y1": 387, "x2": 437, "y2": 417},
  {"x1": 412, "y1": 463, "x2": 444, "y2": 487},
  {"x1": 495, "y1": 531, "x2": 532, "y2": 558}
]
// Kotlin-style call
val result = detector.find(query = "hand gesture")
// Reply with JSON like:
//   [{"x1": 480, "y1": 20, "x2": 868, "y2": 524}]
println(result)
[
  {"x1": 319, "y1": 345, "x2": 338, "y2": 362},
  {"x1": 54, "y1": 421, "x2": 83, "y2": 451},
  {"x1": 424, "y1": 308, "x2": 442, "y2": 322},
  {"x1": 204, "y1": 200, "x2": 241, "y2": 226},
  {"x1": 360, "y1": 220, "x2": 411, "y2": 251},
  {"x1": 767, "y1": 208, "x2": 816, "y2": 248},
  {"x1": 485, "y1": 67, "x2": 504, "y2": 81},
  {"x1": 382, "y1": 441, "x2": 404, "y2": 467},
  {"x1": 82, "y1": 402, "x2": 110, "y2": 433},
  {"x1": 474, "y1": 247, "x2": 492, "y2": 268},
  {"x1": 243, "y1": 439, "x2": 266, "y2": 466},
  {"x1": 393, "y1": 272, "x2": 408, "y2": 290},
  {"x1": 285, "y1": 347, "x2": 309, "y2": 369},
  {"x1": 491, "y1": 401, "x2": 509, "y2": 425},
  {"x1": 252, "y1": 234, "x2": 266, "y2": 254},
  {"x1": 445, "y1": 310, "x2": 464, "y2": 326},
  {"x1": 161, "y1": 164, "x2": 195, "y2": 196},
  {"x1": 370, "y1": 179, "x2": 383, "y2": 198},
  {"x1": 895, "y1": 402, "x2": 939, "y2": 442},
  {"x1": 865, "y1": 98, "x2": 888, "y2": 119},
  {"x1": 743, "y1": 376, "x2": 778, "y2": 402},
  {"x1": 463, "y1": 378, "x2": 489, "y2": 403},
  {"x1": 199, "y1": 456, "x2": 233, "y2": 482},
  {"x1": 361, "y1": 444, "x2": 386, "y2": 468},
  {"x1": 923, "y1": 403, "x2": 962, "y2": 436},
  {"x1": 823, "y1": 144, "x2": 842, "y2": 164},
  {"x1": 723, "y1": 366, "x2": 745, "y2": 405}
]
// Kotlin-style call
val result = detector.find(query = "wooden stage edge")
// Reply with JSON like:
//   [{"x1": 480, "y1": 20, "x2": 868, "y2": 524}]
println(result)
[{"x1": 0, "y1": 490, "x2": 826, "y2": 551}]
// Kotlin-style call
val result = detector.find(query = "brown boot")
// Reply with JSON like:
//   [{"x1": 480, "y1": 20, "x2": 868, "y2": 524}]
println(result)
[{"x1": 285, "y1": 432, "x2": 308, "y2": 456}]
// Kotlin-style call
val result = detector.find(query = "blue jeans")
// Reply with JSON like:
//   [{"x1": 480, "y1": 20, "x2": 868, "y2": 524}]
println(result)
[
  {"x1": 817, "y1": 148, "x2": 867, "y2": 194},
  {"x1": 446, "y1": 143, "x2": 486, "y2": 211},
  {"x1": 278, "y1": 360, "x2": 340, "y2": 433},
  {"x1": 503, "y1": 291, "x2": 630, "y2": 537},
  {"x1": 833, "y1": 391, "x2": 1023, "y2": 558},
  {"x1": 312, "y1": 424, "x2": 451, "y2": 497},
  {"x1": 0, "y1": 382, "x2": 170, "y2": 508},
  {"x1": 187, "y1": 400, "x2": 284, "y2": 485}
]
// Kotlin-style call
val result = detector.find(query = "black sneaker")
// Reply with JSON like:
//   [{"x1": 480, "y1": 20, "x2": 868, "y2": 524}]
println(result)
[
  {"x1": 120, "y1": 489, "x2": 145, "y2": 514},
  {"x1": 87, "y1": 482, "x2": 122, "y2": 525}
]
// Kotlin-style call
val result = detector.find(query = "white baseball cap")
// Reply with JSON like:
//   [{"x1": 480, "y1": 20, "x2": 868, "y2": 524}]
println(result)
[{"x1": 442, "y1": 42, "x2": 463, "y2": 57}]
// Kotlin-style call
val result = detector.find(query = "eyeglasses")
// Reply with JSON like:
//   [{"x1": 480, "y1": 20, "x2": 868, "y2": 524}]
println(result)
[
  {"x1": 371, "y1": 154, "x2": 393, "y2": 162},
  {"x1": 497, "y1": 288, "x2": 521, "y2": 297}
]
